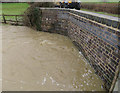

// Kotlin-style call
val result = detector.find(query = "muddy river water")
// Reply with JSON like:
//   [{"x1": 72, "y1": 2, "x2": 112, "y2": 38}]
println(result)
[{"x1": 2, "y1": 25, "x2": 105, "y2": 91}]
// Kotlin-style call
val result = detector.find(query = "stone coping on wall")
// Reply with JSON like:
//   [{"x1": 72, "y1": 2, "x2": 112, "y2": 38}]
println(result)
[
  {"x1": 40, "y1": 8, "x2": 120, "y2": 30},
  {"x1": 74, "y1": 9, "x2": 119, "y2": 22}
]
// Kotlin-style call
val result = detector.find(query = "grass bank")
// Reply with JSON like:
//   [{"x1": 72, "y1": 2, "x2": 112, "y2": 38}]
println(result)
[
  {"x1": 81, "y1": 2, "x2": 119, "y2": 16},
  {"x1": 81, "y1": 9, "x2": 118, "y2": 17}
]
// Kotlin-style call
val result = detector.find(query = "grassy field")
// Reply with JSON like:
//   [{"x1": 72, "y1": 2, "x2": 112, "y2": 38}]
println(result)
[
  {"x1": 2, "y1": 3, "x2": 29, "y2": 15},
  {"x1": 1, "y1": 3, "x2": 29, "y2": 22}
]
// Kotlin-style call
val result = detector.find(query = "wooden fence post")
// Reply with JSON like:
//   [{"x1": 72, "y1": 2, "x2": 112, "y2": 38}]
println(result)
[
  {"x1": 15, "y1": 15, "x2": 18, "y2": 25},
  {"x1": 3, "y1": 14, "x2": 6, "y2": 24}
]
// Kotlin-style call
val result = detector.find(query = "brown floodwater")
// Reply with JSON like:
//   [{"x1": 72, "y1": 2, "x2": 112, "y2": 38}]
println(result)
[{"x1": 2, "y1": 25, "x2": 105, "y2": 91}]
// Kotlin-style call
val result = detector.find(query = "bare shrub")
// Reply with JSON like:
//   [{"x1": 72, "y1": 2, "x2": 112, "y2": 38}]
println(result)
[{"x1": 81, "y1": 3, "x2": 119, "y2": 15}]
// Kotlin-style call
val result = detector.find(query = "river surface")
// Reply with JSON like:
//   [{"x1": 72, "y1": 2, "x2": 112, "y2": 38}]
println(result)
[{"x1": 2, "y1": 25, "x2": 105, "y2": 91}]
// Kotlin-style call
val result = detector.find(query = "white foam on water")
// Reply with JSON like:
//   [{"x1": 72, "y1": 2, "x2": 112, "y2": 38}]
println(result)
[{"x1": 42, "y1": 77, "x2": 46, "y2": 85}]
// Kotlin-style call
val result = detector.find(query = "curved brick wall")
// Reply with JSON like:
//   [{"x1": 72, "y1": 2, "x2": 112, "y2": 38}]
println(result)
[{"x1": 39, "y1": 8, "x2": 120, "y2": 91}]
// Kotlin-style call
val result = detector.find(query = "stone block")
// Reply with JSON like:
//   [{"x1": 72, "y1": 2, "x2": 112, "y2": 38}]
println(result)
[{"x1": 112, "y1": 21, "x2": 119, "y2": 28}]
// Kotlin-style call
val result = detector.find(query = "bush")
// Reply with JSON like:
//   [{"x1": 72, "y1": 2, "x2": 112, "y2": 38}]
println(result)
[
  {"x1": 81, "y1": 3, "x2": 119, "y2": 14},
  {"x1": 23, "y1": 2, "x2": 55, "y2": 30},
  {"x1": 23, "y1": 6, "x2": 42, "y2": 30}
]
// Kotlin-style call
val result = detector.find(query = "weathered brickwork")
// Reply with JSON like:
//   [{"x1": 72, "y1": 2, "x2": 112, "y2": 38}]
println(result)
[{"x1": 40, "y1": 8, "x2": 120, "y2": 90}]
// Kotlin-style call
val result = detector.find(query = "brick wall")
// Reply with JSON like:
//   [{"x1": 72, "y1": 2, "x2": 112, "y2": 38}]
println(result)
[{"x1": 39, "y1": 8, "x2": 120, "y2": 91}]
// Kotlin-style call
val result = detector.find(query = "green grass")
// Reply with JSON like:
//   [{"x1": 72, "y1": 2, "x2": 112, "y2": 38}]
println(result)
[
  {"x1": 1, "y1": 3, "x2": 29, "y2": 15},
  {"x1": 1, "y1": 3, "x2": 29, "y2": 21},
  {"x1": 81, "y1": 9, "x2": 118, "y2": 17}
]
